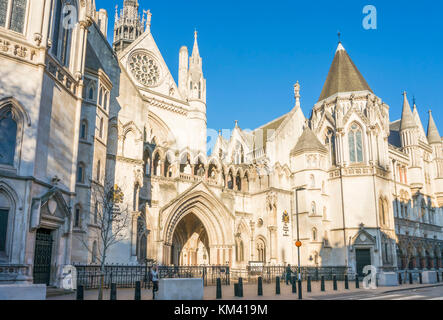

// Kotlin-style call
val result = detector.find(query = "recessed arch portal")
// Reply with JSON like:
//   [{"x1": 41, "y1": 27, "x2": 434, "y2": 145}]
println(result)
[
  {"x1": 171, "y1": 213, "x2": 210, "y2": 266},
  {"x1": 161, "y1": 188, "x2": 235, "y2": 266}
]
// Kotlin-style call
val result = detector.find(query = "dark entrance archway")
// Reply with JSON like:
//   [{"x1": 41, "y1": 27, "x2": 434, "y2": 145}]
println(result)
[
  {"x1": 33, "y1": 228, "x2": 53, "y2": 285},
  {"x1": 171, "y1": 213, "x2": 210, "y2": 266}
]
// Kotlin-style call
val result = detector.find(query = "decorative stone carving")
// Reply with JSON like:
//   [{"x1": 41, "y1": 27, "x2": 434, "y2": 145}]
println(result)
[{"x1": 128, "y1": 51, "x2": 162, "y2": 87}]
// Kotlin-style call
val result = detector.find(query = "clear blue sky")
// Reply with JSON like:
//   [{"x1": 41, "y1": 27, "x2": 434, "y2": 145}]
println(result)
[{"x1": 97, "y1": 0, "x2": 443, "y2": 134}]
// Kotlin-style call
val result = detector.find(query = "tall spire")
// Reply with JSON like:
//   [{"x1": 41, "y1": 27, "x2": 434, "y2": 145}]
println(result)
[
  {"x1": 412, "y1": 98, "x2": 427, "y2": 140},
  {"x1": 400, "y1": 91, "x2": 416, "y2": 131},
  {"x1": 187, "y1": 30, "x2": 205, "y2": 103},
  {"x1": 427, "y1": 110, "x2": 441, "y2": 144},
  {"x1": 192, "y1": 30, "x2": 200, "y2": 58},
  {"x1": 318, "y1": 42, "x2": 372, "y2": 102}
]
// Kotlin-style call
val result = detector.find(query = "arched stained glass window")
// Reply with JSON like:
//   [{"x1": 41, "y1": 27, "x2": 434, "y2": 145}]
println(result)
[
  {"x1": 0, "y1": 0, "x2": 27, "y2": 33},
  {"x1": 0, "y1": 110, "x2": 17, "y2": 166},
  {"x1": 348, "y1": 123, "x2": 363, "y2": 163},
  {"x1": 52, "y1": 0, "x2": 73, "y2": 66},
  {"x1": 0, "y1": 0, "x2": 8, "y2": 28}
]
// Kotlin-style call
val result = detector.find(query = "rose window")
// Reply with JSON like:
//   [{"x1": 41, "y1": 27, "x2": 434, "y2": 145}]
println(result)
[{"x1": 129, "y1": 52, "x2": 161, "y2": 87}]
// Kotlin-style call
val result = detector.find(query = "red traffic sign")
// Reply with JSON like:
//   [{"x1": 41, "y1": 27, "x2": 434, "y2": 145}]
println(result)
[{"x1": 295, "y1": 241, "x2": 302, "y2": 248}]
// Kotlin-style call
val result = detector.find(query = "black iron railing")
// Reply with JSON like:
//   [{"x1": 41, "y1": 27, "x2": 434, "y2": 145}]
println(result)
[
  {"x1": 74, "y1": 264, "x2": 230, "y2": 289},
  {"x1": 231, "y1": 266, "x2": 351, "y2": 283}
]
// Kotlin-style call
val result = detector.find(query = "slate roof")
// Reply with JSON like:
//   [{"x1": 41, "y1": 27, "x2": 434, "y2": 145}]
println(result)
[
  {"x1": 318, "y1": 43, "x2": 372, "y2": 102},
  {"x1": 290, "y1": 126, "x2": 327, "y2": 156}
]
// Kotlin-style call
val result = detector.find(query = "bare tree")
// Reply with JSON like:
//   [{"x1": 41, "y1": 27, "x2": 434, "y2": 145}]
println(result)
[{"x1": 77, "y1": 183, "x2": 130, "y2": 300}]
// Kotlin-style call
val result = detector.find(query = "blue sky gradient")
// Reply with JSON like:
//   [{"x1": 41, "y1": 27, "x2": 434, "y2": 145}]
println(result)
[{"x1": 96, "y1": 0, "x2": 443, "y2": 134}]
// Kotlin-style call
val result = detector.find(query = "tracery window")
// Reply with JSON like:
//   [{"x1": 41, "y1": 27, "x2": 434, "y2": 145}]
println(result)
[
  {"x1": 0, "y1": 0, "x2": 27, "y2": 33},
  {"x1": 256, "y1": 239, "x2": 266, "y2": 262},
  {"x1": 0, "y1": 109, "x2": 17, "y2": 166},
  {"x1": 51, "y1": 0, "x2": 74, "y2": 66},
  {"x1": 348, "y1": 123, "x2": 363, "y2": 163},
  {"x1": 325, "y1": 128, "x2": 336, "y2": 165}
]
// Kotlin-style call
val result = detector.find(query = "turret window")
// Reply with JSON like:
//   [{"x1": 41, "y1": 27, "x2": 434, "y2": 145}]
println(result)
[
  {"x1": 348, "y1": 124, "x2": 363, "y2": 163},
  {"x1": 325, "y1": 128, "x2": 336, "y2": 166}
]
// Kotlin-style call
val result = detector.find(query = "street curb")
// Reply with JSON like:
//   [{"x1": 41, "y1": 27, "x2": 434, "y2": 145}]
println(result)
[{"x1": 381, "y1": 283, "x2": 443, "y2": 294}]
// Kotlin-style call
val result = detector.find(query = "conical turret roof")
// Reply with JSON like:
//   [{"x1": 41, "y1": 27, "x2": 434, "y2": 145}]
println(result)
[
  {"x1": 427, "y1": 110, "x2": 441, "y2": 144},
  {"x1": 318, "y1": 43, "x2": 372, "y2": 102},
  {"x1": 400, "y1": 92, "x2": 416, "y2": 131},
  {"x1": 290, "y1": 126, "x2": 327, "y2": 156}
]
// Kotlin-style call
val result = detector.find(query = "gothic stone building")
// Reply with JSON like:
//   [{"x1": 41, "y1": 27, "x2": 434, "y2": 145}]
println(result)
[{"x1": 0, "y1": 0, "x2": 442, "y2": 288}]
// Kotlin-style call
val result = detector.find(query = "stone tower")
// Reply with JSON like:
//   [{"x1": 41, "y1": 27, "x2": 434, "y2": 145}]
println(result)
[
  {"x1": 113, "y1": 0, "x2": 145, "y2": 54},
  {"x1": 178, "y1": 31, "x2": 207, "y2": 153}
]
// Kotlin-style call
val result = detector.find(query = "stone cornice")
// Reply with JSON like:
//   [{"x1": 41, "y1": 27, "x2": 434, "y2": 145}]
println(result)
[{"x1": 145, "y1": 95, "x2": 188, "y2": 116}]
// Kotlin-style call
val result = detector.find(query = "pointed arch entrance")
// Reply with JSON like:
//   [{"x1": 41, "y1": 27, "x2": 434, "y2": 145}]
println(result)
[
  {"x1": 171, "y1": 213, "x2": 210, "y2": 265},
  {"x1": 160, "y1": 186, "x2": 235, "y2": 266}
]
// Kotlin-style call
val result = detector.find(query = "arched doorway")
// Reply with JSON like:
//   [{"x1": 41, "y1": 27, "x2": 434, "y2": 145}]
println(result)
[
  {"x1": 171, "y1": 213, "x2": 210, "y2": 266},
  {"x1": 161, "y1": 188, "x2": 235, "y2": 266}
]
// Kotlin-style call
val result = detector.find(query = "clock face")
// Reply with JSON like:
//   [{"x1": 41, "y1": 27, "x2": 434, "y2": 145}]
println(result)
[{"x1": 128, "y1": 51, "x2": 162, "y2": 87}]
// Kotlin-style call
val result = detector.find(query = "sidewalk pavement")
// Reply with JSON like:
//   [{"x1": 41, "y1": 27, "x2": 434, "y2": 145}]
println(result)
[{"x1": 46, "y1": 280, "x2": 443, "y2": 300}]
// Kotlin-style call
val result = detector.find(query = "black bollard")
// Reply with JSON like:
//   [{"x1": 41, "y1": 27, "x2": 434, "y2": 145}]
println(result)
[
  {"x1": 110, "y1": 283, "x2": 117, "y2": 300},
  {"x1": 234, "y1": 283, "x2": 239, "y2": 297},
  {"x1": 355, "y1": 275, "x2": 360, "y2": 289},
  {"x1": 409, "y1": 273, "x2": 413, "y2": 285},
  {"x1": 258, "y1": 277, "x2": 263, "y2": 296},
  {"x1": 398, "y1": 273, "x2": 402, "y2": 285},
  {"x1": 419, "y1": 273, "x2": 423, "y2": 284},
  {"x1": 321, "y1": 276, "x2": 325, "y2": 291},
  {"x1": 292, "y1": 276, "x2": 297, "y2": 294},
  {"x1": 437, "y1": 272, "x2": 440, "y2": 283},
  {"x1": 345, "y1": 275, "x2": 349, "y2": 290},
  {"x1": 76, "y1": 285, "x2": 84, "y2": 300},
  {"x1": 298, "y1": 279, "x2": 302, "y2": 300},
  {"x1": 216, "y1": 278, "x2": 222, "y2": 299},
  {"x1": 333, "y1": 275, "x2": 337, "y2": 291},
  {"x1": 307, "y1": 276, "x2": 312, "y2": 292},
  {"x1": 276, "y1": 277, "x2": 281, "y2": 295},
  {"x1": 238, "y1": 278, "x2": 244, "y2": 298},
  {"x1": 134, "y1": 281, "x2": 141, "y2": 301}
]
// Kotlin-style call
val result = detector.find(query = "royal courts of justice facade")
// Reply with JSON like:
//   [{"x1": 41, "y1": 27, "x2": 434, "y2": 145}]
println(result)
[{"x1": 0, "y1": 0, "x2": 442, "y2": 287}]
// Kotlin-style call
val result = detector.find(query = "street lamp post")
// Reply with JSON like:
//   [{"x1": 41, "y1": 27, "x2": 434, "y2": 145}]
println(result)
[{"x1": 295, "y1": 186, "x2": 306, "y2": 300}]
